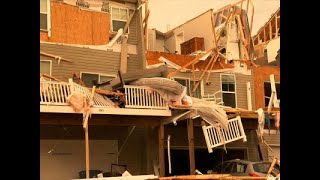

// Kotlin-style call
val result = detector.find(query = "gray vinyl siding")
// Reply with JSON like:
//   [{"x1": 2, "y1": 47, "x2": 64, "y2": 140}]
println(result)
[
  {"x1": 40, "y1": 43, "x2": 121, "y2": 81},
  {"x1": 259, "y1": 132, "x2": 280, "y2": 161},
  {"x1": 136, "y1": 8, "x2": 146, "y2": 69},
  {"x1": 127, "y1": 11, "x2": 138, "y2": 45},
  {"x1": 168, "y1": 68, "x2": 255, "y2": 109}
]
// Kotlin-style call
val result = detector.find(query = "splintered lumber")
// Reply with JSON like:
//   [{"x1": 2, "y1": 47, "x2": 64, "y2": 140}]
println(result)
[
  {"x1": 73, "y1": 73, "x2": 85, "y2": 86},
  {"x1": 120, "y1": 35, "x2": 128, "y2": 73},
  {"x1": 205, "y1": 55, "x2": 218, "y2": 83},
  {"x1": 40, "y1": 51, "x2": 73, "y2": 63},
  {"x1": 123, "y1": 10, "x2": 135, "y2": 33},
  {"x1": 91, "y1": 88, "x2": 124, "y2": 96},
  {"x1": 83, "y1": 86, "x2": 96, "y2": 129},
  {"x1": 192, "y1": 54, "x2": 218, "y2": 93},
  {"x1": 83, "y1": 86, "x2": 95, "y2": 179},
  {"x1": 211, "y1": 13, "x2": 218, "y2": 53},
  {"x1": 167, "y1": 47, "x2": 215, "y2": 78},
  {"x1": 40, "y1": 73, "x2": 62, "y2": 82}
]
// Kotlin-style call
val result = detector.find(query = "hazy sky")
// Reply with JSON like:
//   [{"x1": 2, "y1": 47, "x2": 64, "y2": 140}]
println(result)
[{"x1": 148, "y1": 0, "x2": 280, "y2": 35}]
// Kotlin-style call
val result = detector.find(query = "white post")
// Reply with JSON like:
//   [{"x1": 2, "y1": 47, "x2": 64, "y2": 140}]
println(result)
[
  {"x1": 246, "y1": 82, "x2": 252, "y2": 111},
  {"x1": 270, "y1": 74, "x2": 279, "y2": 108}
]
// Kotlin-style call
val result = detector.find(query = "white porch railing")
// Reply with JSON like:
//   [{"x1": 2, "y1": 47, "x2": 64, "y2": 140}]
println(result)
[
  {"x1": 124, "y1": 85, "x2": 169, "y2": 110},
  {"x1": 202, "y1": 116, "x2": 247, "y2": 153},
  {"x1": 71, "y1": 80, "x2": 115, "y2": 107},
  {"x1": 40, "y1": 80, "x2": 71, "y2": 105},
  {"x1": 40, "y1": 80, "x2": 169, "y2": 110}
]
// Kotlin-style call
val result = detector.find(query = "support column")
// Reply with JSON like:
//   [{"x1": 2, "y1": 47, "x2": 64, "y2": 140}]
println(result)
[
  {"x1": 187, "y1": 118, "x2": 195, "y2": 175},
  {"x1": 159, "y1": 122, "x2": 165, "y2": 177}
]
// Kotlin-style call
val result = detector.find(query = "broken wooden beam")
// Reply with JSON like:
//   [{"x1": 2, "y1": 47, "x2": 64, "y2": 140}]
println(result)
[
  {"x1": 167, "y1": 47, "x2": 215, "y2": 78},
  {"x1": 40, "y1": 73, "x2": 62, "y2": 82},
  {"x1": 40, "y1": 51, "x2": 73, "y2": 63}
]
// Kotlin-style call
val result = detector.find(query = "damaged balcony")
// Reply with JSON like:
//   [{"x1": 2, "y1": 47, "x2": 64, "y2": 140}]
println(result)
[{"x1": 40, "y1": 78, "x2": 171, "y2": 116}]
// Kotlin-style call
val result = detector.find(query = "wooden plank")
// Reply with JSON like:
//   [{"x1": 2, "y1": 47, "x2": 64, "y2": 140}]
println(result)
[
  {"x1": 269, "y1": 22, "x2": 272, "y2": 40},
  {"x1": 40, "y1": 73, "x2": 63, "y2": 82},
  {"x1": 205, "y1": 56, "x2": 218, "y2": 84},
  {"x1": 187, "y1": 118, "x2": 195, "y2": 175},
  {"x1": 275, "y1": 14, "x2": 279, "y2": 38},
  {"x1": 123, "y1": 10, "x2": 135, "y2": 34},
  {"x1": 263, "y1": 28, "x2": 266, "y2": 43},
  {"x1": 40, "y1": 51, "x2": 73, "y2": 63},
  {"x1": 211, "y1": 13, "x2": 218, "y2": 53},
  {"x1": 192, "y1": 54, "x2": 217, "y2": 93},
  {"x1": 85, "y1": 127, "x2": 90, "y2": 179},
  {"x1": 246, "y1": 82, "x2": 252, "y2": 111},
  {"x1": 120, "y1": 35, "x2": 128, "y2": 73},
  {"x1": 159, "y1": 122, "x2": 165, "y2": 177},
  {"x1": 83, "y1": 86, "x2": 96, "y2": 129}
]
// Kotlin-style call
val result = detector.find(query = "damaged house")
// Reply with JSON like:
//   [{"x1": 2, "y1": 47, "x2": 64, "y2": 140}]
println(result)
[
  {"x1": 40, "y1": 0, "x2": 164, "y2": 180},
  {"x1": 146, "y1": 1, "x2": 280, "y2": 176},
  {"x1": 40, "y1": 0, "x2": 280, "y2": 179}
]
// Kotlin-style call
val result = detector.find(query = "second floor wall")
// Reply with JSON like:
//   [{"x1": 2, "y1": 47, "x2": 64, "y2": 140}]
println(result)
[
  {"x1": 40, "y1": 42, "x2": 144, "y2": 83},
  {"x1": 40, "y1": 0, "x2": 141, "y2": 46}
]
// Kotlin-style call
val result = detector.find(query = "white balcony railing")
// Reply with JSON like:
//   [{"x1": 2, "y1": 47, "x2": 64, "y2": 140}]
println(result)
[
  {"x1": 40, "y1": 80, "x2": 71, "y2": 105},
  {"x1": 124, "y1": 85, "x2": 169, "y2": 110},
  {"x1": 40, "y1": 79, "x2": 169, "y2": 110},
  {"x1": 202, "y1": 116, "x2": 247, "y2": 153}
]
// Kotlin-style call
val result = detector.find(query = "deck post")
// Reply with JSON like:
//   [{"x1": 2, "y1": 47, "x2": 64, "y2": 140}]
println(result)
[
  {"x1": 159, "y1": 122, "x2": 165, "y2": 177},
  {"x1": 187, "y1": 118, "x2": 195, "y2": 175}
]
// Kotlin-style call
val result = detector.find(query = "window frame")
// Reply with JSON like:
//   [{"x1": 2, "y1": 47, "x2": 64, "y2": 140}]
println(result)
[
  {"x1": 40, "y1": 0, "x2": 51, "y2": 37},
  {"x1": 263, "y1": 81, "x2": 280, "y2": 107},
  {"x1": 80, "y1": 72, "x2": 116, "y2": 87},
  {"x1": 220, "y1": 73, "x2": 237, "y2": 108},
  {"x1": 172, "y1": 77, "x2": 203, "y2": 98},
  {"x1": 40, "y1": 60, "x2": 52, "y2": 76},
  {"x1": 110, "y1": 4, "x2": 130, "y2": 34}
]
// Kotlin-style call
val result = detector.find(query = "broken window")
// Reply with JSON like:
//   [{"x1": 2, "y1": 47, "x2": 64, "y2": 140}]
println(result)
[
  {"x1": 264, "y1": 82, "x2": 280, "y2": 107},
  {"x1": 40, "y1": 0, "x2": 50, "y2": 30},
  {"x1": 173, "y1": 78, "x2": 202, "y2": 98},
  {"x1": 110, "y1": 5, "x2": 129, "y2": 33},
  {"x1": 221, "y1": 74, "x2": 236, "y2": 108},
  {"x1": 81, "y1": 72, "x2": 115, "y2": 87},
  {"x1": 40, "y1": 60, "x2": 52, "y2": 76}
]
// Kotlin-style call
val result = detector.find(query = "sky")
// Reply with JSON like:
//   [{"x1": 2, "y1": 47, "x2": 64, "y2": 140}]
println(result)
[{"x1": 148, "y1": 0, "x2": 280, "y2": 36}]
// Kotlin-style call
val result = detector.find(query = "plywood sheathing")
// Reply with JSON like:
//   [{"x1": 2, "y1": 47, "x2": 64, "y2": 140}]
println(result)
[{"x1": 40, "y1": 1, "x2": 110, "y2": 45}]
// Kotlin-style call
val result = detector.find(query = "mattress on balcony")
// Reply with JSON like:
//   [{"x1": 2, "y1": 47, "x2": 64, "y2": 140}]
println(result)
[{"x1": 129, "y1": 77, "x2": 187, "y2": 104}]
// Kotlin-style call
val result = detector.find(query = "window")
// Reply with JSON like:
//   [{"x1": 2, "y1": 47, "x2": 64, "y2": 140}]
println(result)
[
  {"x1": 40, "y1": 60, "x2": 52, "y2": 76},
  {"x1": 173, "y1": 78, "x2": 202, "y2": 98},
  {"x1": 40, "y1": 0, "x2": 50, "y2": 31},
  {"x1": 221, "y1": 74, "x2": 237, "y2": 108},
  {"x1": 81, "y1": 72, "x2": 115, "y2": 87},
  {"x1": 110, "y1": 5, "x2": 129, "y2": 33},
  {"x1": 264, "y1": 82, "x2": 280, "y2": 107}
]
